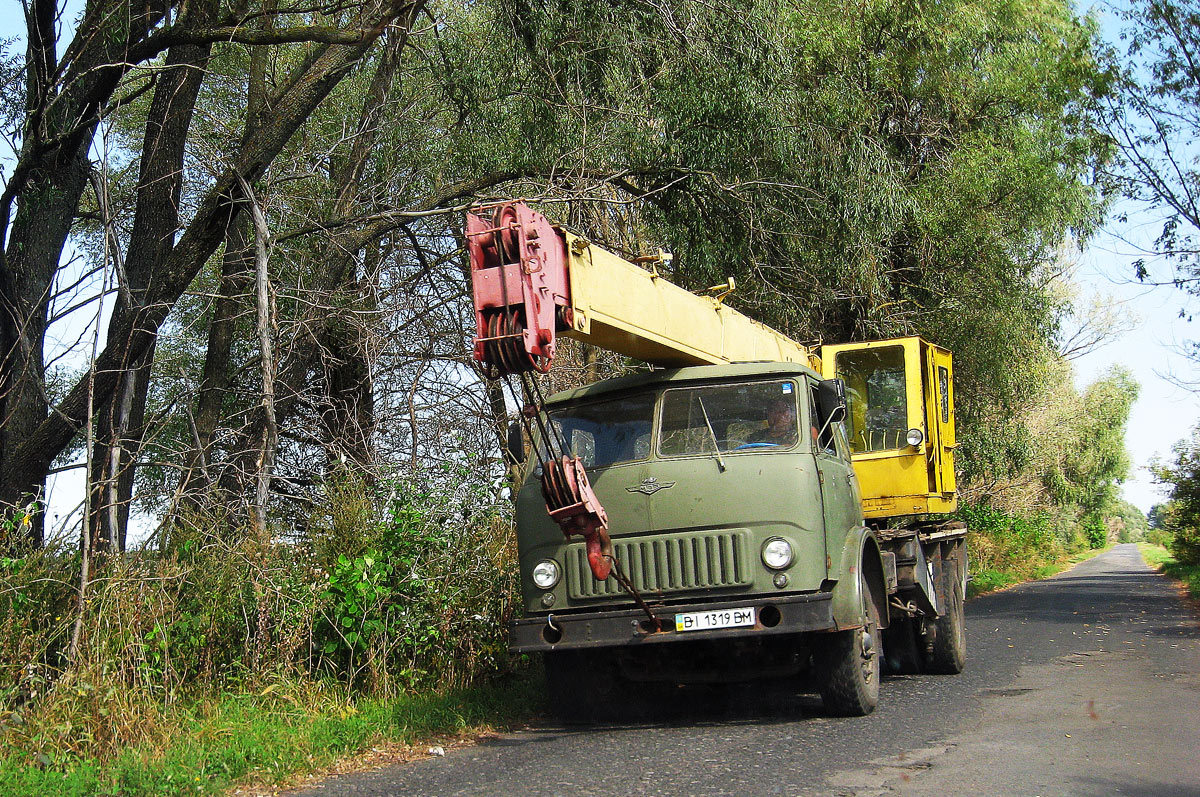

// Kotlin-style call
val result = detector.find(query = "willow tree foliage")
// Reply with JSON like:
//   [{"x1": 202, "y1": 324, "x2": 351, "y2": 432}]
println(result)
[
  {"x1": 0, "y1": 0, "x2": 1118, "y2": 549},
  {"x1": 1043, "y1": 367, "x2": 1139, "y2": 528},
  {"x1": 427, "y1": 0, "x2": 1113, "y2": 487}
]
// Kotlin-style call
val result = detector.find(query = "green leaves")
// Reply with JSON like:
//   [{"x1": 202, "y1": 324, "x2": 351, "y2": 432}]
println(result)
[
  {"x1": 1151, "y1": 424, "x2": 1200, "y2": 565},
  {"x1": 322, "y1": 547, "x2": 392, "y2": 651}
]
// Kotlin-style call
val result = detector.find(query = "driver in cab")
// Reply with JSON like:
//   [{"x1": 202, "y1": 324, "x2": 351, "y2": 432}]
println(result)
[{"x1": 749, "y1": 398, "x2": 800, "y2": 446}]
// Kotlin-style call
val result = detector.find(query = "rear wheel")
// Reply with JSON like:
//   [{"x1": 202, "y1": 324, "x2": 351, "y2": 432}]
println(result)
[
  {"x1": 816, "y1": 571, "x2": 882, "y2": 716},
  {"x1": 927, "y1": 546, "x2": 966, "y2": 674}
]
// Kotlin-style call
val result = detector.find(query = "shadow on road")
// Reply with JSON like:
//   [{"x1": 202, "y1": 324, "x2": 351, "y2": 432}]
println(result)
[{"x1": 512, "y1": 675, "x2": 903, "y2": 734}]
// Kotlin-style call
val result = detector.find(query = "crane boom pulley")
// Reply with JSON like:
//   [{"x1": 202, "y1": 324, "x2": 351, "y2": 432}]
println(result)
[{"x1": 466, "y1": 203, "x2": 615, "y2": 582}]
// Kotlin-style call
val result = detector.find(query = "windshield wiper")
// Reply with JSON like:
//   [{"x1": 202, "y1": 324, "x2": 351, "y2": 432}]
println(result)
[{"x1": 696, "y1": 396, "x2": 726, "y2": 472}]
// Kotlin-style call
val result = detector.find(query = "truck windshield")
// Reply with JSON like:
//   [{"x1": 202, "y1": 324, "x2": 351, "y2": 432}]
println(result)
[
  {"x1": 658, "y1": 380, "x2": 801, "y2": 456},
  {"x1": 547, "y1": 392, "x2": 656, "y2": 469},
  {"x1": 835, "y1": 346, "x2": 907, "y2": 452}
]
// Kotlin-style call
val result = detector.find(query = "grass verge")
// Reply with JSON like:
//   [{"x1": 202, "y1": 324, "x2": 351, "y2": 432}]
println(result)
[
  {"x1": 967, "y1": 545, "x2": 1111, "y2": 598},
  {"x1": 0, "y1": 668, "x2": 544, "y2": 797},
  {"x1": 1138, "y1": 543, "x2": 1200, "y2": 600}
]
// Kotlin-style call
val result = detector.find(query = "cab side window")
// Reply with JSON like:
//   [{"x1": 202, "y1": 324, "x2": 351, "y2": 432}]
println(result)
[
  {"x1": 833, "y1": 421, "x2": 853, "y2": 462},
  {"x1": 809, "y1": 385, "x2": 836, "y2": 456}
]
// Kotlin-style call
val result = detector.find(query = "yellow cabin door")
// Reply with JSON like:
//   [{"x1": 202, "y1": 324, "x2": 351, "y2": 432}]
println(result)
[{"x1": 931, "y1": 347, "x2": 956, "y2": 495}]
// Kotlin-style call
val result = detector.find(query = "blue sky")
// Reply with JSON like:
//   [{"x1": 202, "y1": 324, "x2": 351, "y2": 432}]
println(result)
[
  {"x1": 1073, "y1": 211, "x2": 1199, "y2": 512},
  {"x1": 1069, "y1": 0, "x2": 1200, "y2": 512}
]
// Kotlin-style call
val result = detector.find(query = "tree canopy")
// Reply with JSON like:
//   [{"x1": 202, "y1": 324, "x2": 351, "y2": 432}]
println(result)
[
  {"x1": 1152, "y1": 424, "x2": 1200, "y2": 564},
  {"x1": 0, "y1": 0, "x2": 1123, "y2": 553}
]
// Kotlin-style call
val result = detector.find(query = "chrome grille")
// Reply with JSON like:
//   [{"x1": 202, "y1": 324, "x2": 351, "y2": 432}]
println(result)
[{"x1": 566, "y1": 530, "x2": 751, "y2": 599}]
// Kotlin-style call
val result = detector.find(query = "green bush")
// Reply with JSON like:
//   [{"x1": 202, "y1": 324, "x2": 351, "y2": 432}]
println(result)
[
  {"x1": 0, "y1": 466, "x2": 518, "y2": 763},
  {"x1": 1145, "y1": 526, "x2": 1173, "y2": 548},
  {"x1": 1082, "y1": 515, "x2": 1107, "y2": 549},
  {"x1": 957, "y1": 502, "x2": 1071, "y2": 594},
  {"x1": 307, "y1": 468, "x2": 518, "y2": 694},
  {"x1": 1169, "y1": 524, "x2": 1200, "y2": 566}
]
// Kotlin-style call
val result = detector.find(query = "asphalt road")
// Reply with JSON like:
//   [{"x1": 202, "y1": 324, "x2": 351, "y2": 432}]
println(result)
[{"x1": 291, "y1": 544, "x2": 1200, "y2": 796}]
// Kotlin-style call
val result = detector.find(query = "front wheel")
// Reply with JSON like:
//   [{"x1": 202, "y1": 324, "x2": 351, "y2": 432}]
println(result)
[{"x1": 816, "y1": 571, "x2": 882, "y2": 716}]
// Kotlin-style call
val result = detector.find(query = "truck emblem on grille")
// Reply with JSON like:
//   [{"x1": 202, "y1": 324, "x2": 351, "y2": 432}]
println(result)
[{"x1": 626, "y1": 477, "x2": 676, "y2": 495}]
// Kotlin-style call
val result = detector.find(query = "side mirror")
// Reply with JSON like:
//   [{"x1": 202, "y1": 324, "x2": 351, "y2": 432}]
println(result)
[
  {"x1": 817, "y1": 378, "x2": 848, "y2": 425},
  {"x1": 506, "y1": 420, "x2": 526, "y2": 465}
]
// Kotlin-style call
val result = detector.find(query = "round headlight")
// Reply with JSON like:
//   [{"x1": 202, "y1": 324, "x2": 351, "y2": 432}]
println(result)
[
  {"x1": 531, "y1": 559, "x2": 560, "y2": 589},
  {"x1": 761, "y1": 538, "x2": 794, "y2": 570},
  {"x1": 906, "y1": 427, "x2": 925, "y2": 447}
]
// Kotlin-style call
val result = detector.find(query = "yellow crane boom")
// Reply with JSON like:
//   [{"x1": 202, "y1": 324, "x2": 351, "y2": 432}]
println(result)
[{"x1": 467, "y1": 201, "x2": 956, "y2": 521}]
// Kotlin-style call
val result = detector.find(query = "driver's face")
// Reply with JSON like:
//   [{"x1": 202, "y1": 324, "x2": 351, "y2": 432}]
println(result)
[{"x1": 768, "y1": 402, "x2": 794, "y2": 426}]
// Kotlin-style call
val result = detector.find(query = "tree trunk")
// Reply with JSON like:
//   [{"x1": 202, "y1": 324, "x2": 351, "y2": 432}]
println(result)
[
  {"x1": 180, "y1": 218, "x2": 253, "y2": 508},
  {"x1": 243, "y1": 177, "x2": 277, "y2": 540},
  {"x1": 1, "y1": 0, "x2": 177, "y2": 548},
  {"x1": 315, "y1": 38, "x2": 403, "y2": 476},
  {"x1": 266, "y1": 36, "x2": 404, "y2": 480},
  {"x1": 0, "y1": 159, "x2": 87, "y2": 547},
  {"x1": 86, "y1": 34, "x2": 213, "y2": 552},
  {"x1": 6, "y1": 1, "x2": 421, "y2": 531}
]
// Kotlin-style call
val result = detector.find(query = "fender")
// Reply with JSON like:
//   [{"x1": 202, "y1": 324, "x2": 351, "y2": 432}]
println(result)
[{"x1": 829, "y1": 526, "x2": 889, "y2": 631}]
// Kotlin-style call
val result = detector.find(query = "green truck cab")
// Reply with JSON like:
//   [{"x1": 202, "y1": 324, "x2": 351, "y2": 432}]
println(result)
[{"x1": 509, "y1": 362, "x2": 910, "y2": 718}]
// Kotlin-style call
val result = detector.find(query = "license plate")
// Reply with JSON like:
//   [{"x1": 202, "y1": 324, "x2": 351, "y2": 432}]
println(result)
[{"x1": 675, "y1": 607, "x2": 756, "y2": 632}]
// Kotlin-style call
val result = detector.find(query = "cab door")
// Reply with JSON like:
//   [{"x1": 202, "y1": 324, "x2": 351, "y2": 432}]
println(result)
[
  {"x1": 933, "y1": 347, "x2": 956, "y2": 494},
  {"x1": 922, "y1": 343, "x2": 956, "y2": 496},
  {"x1": 810, "y1": 381, "x2": 862, "y2": 571}
]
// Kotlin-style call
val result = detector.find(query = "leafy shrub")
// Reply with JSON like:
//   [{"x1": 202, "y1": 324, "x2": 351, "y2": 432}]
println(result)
[
  {"x1": 311, "y1": 467, "x2": 518, "y2": 694},
  {"x1": 957, "y1": 502, "x2": 1069, "y2": 590},
  {"x1": 1169, "y1": 524, "x2": 1200, "y2": 566},
  {"x1": 1082, "y1": 515, "x2": 1107, "y2": 549},
  {"x1": 1144, "y1": 526, "x2": 1173, "y2": 548},
  {"x1": 0, "y1": 464, "x2": 518, "y2": 761}
]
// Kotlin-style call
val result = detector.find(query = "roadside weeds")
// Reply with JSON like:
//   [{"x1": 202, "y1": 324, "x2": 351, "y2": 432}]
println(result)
[
  {"x1": 967, "y1": 545, "x2": 1111, "y2": 599},
  {"x1": 1138, "y1": 543, "x2": 1200, "y2": 612},
  {"x1": 0, "y1": 671, "x2": 544, "y2": 797}
]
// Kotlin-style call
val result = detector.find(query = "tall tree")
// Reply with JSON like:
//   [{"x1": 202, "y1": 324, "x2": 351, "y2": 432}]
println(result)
[
  {"x1": 1152, "y1": 424, "x2": 1200, "y2": 564},
  {"x1": 0, "y1": 0, "x2": 421, "y2": 549}
]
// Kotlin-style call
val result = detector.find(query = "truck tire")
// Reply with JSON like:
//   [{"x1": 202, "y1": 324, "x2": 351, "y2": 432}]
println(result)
[
  {"x1": 927, "y1": 550, "x2": 966, "y2": 674},
  {"x1": 544, "y1": 649, "x2": 626, "y2": 723},
  {"x1": 816, "y1": 571, "x2": 882, "y2": 716}
]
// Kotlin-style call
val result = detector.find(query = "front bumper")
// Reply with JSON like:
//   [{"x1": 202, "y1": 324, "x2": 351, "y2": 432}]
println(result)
[{"x1": 510, "y1": 592, "x2": 835, "y2": 653}]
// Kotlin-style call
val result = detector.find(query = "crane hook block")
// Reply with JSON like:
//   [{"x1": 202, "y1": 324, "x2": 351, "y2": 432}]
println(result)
[
  {"x1": 541, "y1": 455, "x2": 613, "y2": 581},
  {"x1": 467, "y1": 203, "x2": 571, "y2": 378}
]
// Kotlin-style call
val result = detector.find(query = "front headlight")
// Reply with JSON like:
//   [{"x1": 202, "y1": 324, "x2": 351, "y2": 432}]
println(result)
[
  {"x1": 906, "y1": 427, "x2": 925, "y2": 447},
  {"x1": 531, "y1": 559, "x2": 560, "y2": 589},
  {"x1": 761, "y1": 538, "x2": 794, "y2": 570}
]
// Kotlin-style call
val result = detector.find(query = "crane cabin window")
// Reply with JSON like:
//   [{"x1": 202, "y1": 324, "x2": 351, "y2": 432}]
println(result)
[
  {"x1": 546, "y1": 393, "x2": 655, "y2": 469},
  {"x1": 835, "y1": 346, "x2": 908, "y2": 453},
  {"x1": 939, "y1": 365, "x2": 950, "y2": 424},
  {"x1": 658, "y1": 380, "x2": 800, "y2": 456}
]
